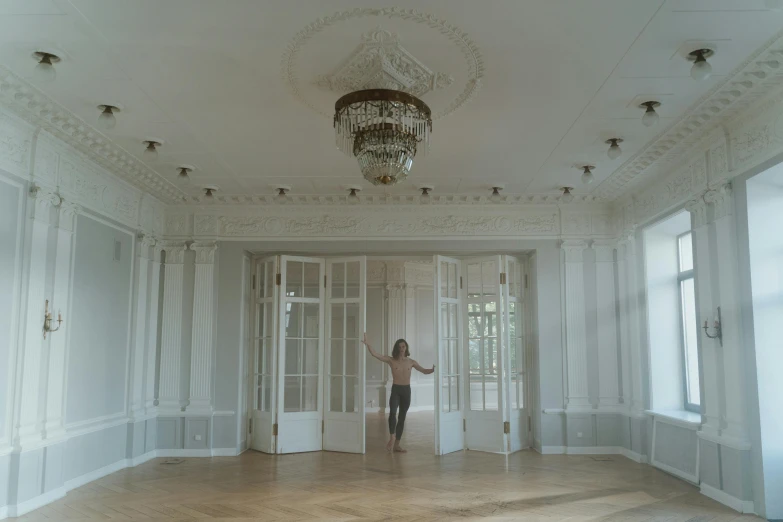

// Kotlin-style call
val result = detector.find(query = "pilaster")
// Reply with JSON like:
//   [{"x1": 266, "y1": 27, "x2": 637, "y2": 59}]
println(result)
[
  {"x1": 43, "y1": 201, "x2": 79, "y2": 441},
  {"x1": 15, "y1": 186, "x2": 60, "y2": 448},
  {"x1": 561, "y1": 240, "x2": 590, "y2": 410},
  {"x1": 144, "y1": 243, "x2": 163, "y2": 413},
  {"x1": 704, "y1": 184, "x2": 748, "y2": 443},
  {"x1": 404, "y1": 283, "x2": 418, "y2": 382},
  {"x1": 157, "y1": 242, "x2": 187, "y2": 413},
  {"x1": 187, "y1": 242, "x2": 218, "y2": 413},
  {"x1": 129, "y1": 234, "x2": 156, "y2": 419},
  {"x1": 621, "y1": 234, "x2": 645, "y2": 414},
  {"x1": 686, "y1": 197, "x2": 720, "y2": 435},
  {"x1": 616, "y1": 241, "x2": 632, "y2": 408},
  {"x1": 593, "y1": 240, "x2": 621, "y2": 409}
]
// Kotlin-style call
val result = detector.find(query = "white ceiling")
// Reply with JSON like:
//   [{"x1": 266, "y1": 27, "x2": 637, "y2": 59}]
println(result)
[{"x1": 1, "y1": 0, "x2": 781, "y2": 201}]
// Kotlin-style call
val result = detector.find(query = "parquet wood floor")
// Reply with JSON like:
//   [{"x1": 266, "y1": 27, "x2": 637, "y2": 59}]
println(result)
[{"x1": 15, "y1": 412, "x2": 761, "y2": 521}]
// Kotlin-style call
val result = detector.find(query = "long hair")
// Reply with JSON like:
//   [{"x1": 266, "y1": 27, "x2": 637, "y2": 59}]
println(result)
[{"x1": 391, "y1": 339, "x2": 410, "y2": 359}]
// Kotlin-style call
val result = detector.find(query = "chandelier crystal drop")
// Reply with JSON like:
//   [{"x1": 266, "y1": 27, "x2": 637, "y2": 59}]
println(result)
[{"x1": 334, "y1": 89, "x2": 432, "y2": 186}]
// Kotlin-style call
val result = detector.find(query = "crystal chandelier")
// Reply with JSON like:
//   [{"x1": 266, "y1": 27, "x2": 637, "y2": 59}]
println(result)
[{"x1": 334, "y1": 89, "x2": 432, "y2": 186}]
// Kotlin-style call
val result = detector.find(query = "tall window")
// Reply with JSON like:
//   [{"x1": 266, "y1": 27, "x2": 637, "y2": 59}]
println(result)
[{"x1": 677, "y1": 232, "x2": 700, "y2": 412}]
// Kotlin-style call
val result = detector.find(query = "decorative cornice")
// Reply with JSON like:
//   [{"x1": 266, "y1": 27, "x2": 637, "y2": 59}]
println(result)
[
  {"x1": 685, "y1": 197, "x2": 709, "y2": 229},
  {"x1": 185, "y1": 193, "x2": 603, "y2": 206},
  {"x1": 0, "y1": 66, "x2": 184, "y2": 204},
  {"x1": 29, "y1": 185, "x2": 61, "y2": 223},
  {"x1": 190, "y1": 242, "x2": 218, "y2": 264},
  {"x1": 595, "y1": 30, "x2": 783, "y2": 202},
  {"x1": 282, "y1": 7, "x2": 484, "y2": 120}
]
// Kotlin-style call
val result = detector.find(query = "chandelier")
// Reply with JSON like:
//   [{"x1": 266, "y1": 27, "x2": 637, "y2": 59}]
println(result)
[{"x1": 334, "y1": 89, "x2": 432, "y2": 186}]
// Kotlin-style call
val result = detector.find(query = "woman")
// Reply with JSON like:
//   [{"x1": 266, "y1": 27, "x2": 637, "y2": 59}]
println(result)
[{"x1": 362, "y1": 333, "x2": 435, "y2": 452}]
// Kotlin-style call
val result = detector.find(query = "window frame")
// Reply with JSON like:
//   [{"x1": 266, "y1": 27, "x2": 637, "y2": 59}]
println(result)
[{"x1": 676, "y1": 231, "x2": 701, "y2": 413}]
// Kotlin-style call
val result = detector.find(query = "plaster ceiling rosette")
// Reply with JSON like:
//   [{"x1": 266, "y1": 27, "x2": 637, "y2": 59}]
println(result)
[{"x1": 282, "y1": 7, "x2": 484, "y2": 120}]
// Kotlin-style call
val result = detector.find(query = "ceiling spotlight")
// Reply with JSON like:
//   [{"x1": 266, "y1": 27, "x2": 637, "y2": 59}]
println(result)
[
  {"x1": 489, "y1": 186, "x2": 503, "y2": 203},
  {"x1": 33, "y1": 52, "x2": 59, "y2": 83},
  {"x1": 606, "y1": 138, "x2": 623, "y2": 160},
  {"x1": 419, "y1": 186, "x2": 433, "y2": 204},
  {"x1": 766, "y1": 0, "x2": 783, "y2": 11},
  {"x1": 276, "y1": 187, "x2": 289, "y2": 201},
  {"x1": 561, "y1": 187, "x2": 574, "y2": 204},
  {"x1": 142, "y1": 140, "x2": 160, "y2": 161},
  {"x1": 177, "y1": 166, "x2": 192, "y2": 180},
  {"x1": 688, "y1": 49, "x2": 714, "y2": 81},
  {"x1": 580, "y1": 165, "x2": 595, "y2": 185},
  {"x1": 640, "y1": 101, "x2": 660, "y2": 127},
  {"x1": 97, "y1": 105, "x2": 118, "y2": 130},
  {"x1": 348, "y1": 187, "x2": 361, "y2": 204}
]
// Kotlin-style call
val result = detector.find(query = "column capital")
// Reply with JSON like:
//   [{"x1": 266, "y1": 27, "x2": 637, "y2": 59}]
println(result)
[
  {"x1": 385, "y1": 283, "x2": 407, "y2": 298},
  {"x1": 160, "y1": 241, "x2": 187, "y2": 264},
  {"x1": 57, "y1": 201, "x2": 80, "y2": 231},
  {"x1": 190, "y1": 241, "x2": 218, "y2": 264},
  {"x1": 136, "y1": 234, "x2": 157, "y2": 259},
  {"x1": 591, "y1": 240, "x2": 616, "y2": 262},
  {"x1": 561, "y1": 240, "x2": 588, "y2": 263},
  {"x1": 29, "y1": 185, "x2": 61, "y2": 223},
  {"x1": 685, "y1": 197, "x2": 708, "y2": 228},
  {"x1": 704, "y1": 182, "x2": 733, "y2": 221}
]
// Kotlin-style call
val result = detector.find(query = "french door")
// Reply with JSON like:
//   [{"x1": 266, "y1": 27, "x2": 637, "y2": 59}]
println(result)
[
  {"x1": 433, "y1": 256, "x2": 464, "y2": 455},
  {"x1": 249, "y1": 255, "x2": 367, "y2": 455}
]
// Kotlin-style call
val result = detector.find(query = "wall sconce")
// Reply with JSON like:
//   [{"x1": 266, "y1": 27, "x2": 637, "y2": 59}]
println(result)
[
  {"x1": 702, "y1": 306, "x2": 722, "y2": 346},
  {"x1": 43, "y1": 299, "x2": 63, "y2": 339}
]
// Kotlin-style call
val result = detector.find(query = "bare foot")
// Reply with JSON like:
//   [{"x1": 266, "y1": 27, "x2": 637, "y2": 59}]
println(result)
[
  {"x1": 386, "y1": 437, "x2": 395, "y2": 452},
  {"x1": 393, "y1": 445, "x2": 407, "y2": 453}
]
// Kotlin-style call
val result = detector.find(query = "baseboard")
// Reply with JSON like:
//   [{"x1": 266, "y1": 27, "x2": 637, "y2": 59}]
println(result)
[
  {"x1": 64, "y1": 457, "x2": 133, "y2": 490},
  {"x1": 4, "y1": 486, "x2": 66, "y2": 518},
  {"x1": 537, "y1": 445, "x2": 648, "y2": 464},
  {"x1": 210, "y1": 448, "x2": 240, "y2": 457},
  {"x1": 620, "y1": 447, "x2": 648, "y2": 463},
  {"x1": 156, "y1": 448, "x2": 238, "y2": 458},
  {"x1": 539, "y1": 445, "x2": 566, "y2": 454},
  {"x1": 366, "y1": 406, "x2": 433, "y2": 414},
  {"x1": 565, "y1": 446, "x2": 623, "y2": 455},
  {"x1": 700, "y1": 483, "x2": 755, "y2": 514}
]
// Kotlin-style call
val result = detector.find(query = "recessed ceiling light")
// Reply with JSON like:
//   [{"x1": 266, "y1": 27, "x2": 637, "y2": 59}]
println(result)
[
  {"x1": 579, "y1": 165, "x2": 595, "y2": 184},
  {"x1": 489, "y1": 186, "x2": 503, "y2": 203},
  {"x1": 606, "y1": 138, "x2": 623, "y2": 160},
  {"x1": 142, "y1": 140, "x2": 161, "y2": 161},
  {"x1": 32, "y1": 51, "x2": 59, "y2": 83},
  {"x1": 97, "y1": 105, "x2": 119, "y2": 130},
  {"x1": 687, "y1": 49, "x2": 714, "y2": 81},
  {"x1": 639, "y1": 101, "x2": 661, "y2": 127},
  {"x1": 561, "y1": 187, "x2": 574, "y2": 204}
]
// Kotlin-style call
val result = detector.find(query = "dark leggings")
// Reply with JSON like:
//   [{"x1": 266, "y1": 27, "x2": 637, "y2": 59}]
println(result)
[{"x1": 388, "y1": 384, "x2": 411, "y2": 439}]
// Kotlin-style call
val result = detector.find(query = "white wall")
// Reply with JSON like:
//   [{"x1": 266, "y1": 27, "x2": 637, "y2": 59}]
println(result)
[
  {"x1": 745, "y1": 166, "x2": 783, "y2": 520},
  {"x1": 65, "y1": 214, "x2": 134, "y2": 425}
]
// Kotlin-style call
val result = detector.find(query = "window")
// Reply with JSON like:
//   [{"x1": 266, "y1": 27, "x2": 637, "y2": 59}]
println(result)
[{"x1": 677, "y1": 232, "x2": 700, "y2": 412}]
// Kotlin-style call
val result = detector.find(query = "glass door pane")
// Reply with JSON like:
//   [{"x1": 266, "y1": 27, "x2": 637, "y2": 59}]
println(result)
[{"x1": 250, "y1": 257, "x2": 278, "y2": 454}]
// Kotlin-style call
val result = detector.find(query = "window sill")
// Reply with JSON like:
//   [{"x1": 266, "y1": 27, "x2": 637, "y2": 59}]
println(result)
[{"x1": 644, "y1": 409, "x2": 702, "y2": 429}]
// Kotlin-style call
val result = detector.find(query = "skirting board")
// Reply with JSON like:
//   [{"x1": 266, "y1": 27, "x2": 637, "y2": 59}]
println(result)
[
  {"x1": 0, "y1": 448, "x2": 239, "y2": 519},
  {"x1": 700, "y1": 483, "x2": 755, "y2": 514},
  {"x1": 538, "y1": 446, "x2": 648, "y2": 463},
  {"x1": 365, "y1": 405, "x2": 434, "y2": 414}
]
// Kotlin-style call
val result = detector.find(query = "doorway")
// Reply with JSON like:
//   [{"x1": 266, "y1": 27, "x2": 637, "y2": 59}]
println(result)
[{"x1": 247, "y1": 253, "x2": 532, "y2": 456}]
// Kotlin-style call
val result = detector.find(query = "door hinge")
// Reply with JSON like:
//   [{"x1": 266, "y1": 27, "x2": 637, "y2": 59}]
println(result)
[
  {"x1": 272, "y1": 423, "x2": 278, "y2": 436},
  {"x1": 500, "y1": 272, "x2": 507, "y2": 285},
  {"x1": 248, "y1": 418, "x2": 252, "y2": 434},
  {"x1": 503, "y1": 421, "x2": 510, "y2": 434},
  {"x1": 524, "y1": 274, "x2": 528, "y2": 289},
  {"x1": 460, "y1": 276, "x2": 463, "y2": 290},
  {"x1": 276, "y1": 273, "x2": 281, "y2": 286},
  {"x1": 252, "y1": 275, "x2": 256, "y2": 290},
  {"x1": 463, "y1": 418, "x2": 466, "y2": 432}
]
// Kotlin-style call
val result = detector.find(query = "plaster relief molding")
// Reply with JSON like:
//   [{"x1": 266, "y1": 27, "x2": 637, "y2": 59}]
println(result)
[
  {"x1": 385, "y1": 261, "x2": 406, "y2": 284},
  {"x1": 139, "y1": 194, "x2": 165, "y2": 237},
  {"x1": 593, "y1": 239, "x2": 620, "y2": 409},
  {"x1": 158, "y1": 241, "x2": 187, "y2": 413},
  {"x1": 561, "y1": 239, "x2": 590, "y2": 410},
  {"x1": 0, "y1": 67, "x2": 185, "y2": 203},
  {"x1": 137, "y1": 234, "x2": 157, "y2": 260},
  {"x1": 591, "y1": 239, "x2": 616, "y2": 264},
  {"x1": 160, "y1": 242, "x2": 187, "y2": 265},
  {"x1": 57, "y1": 201, "x2": 80, "y2": 232},
  {"x1": 367, "y1": 261, "x2": 387, "y2": 284},
  {"x1": 0, "y1": 108, "x2": 33, "y2": 177},
  {"x1": 685, "y1": 197, "x2": 709, "y2": 229},
  {"x1": 198, "y1": 193, "x2": 600, "y2": 206},
  {"x1": 561, "y1": 239, "x2": 588, "y2": 263},
  {"x1": 29, "y1": 185, "x2": 61, "y2": 223},
  {"x1": 282, "y1": 7, "x2": 484, "y2": 120},
  {"x1": 193, "y1": 214, "x2": 218, "y2": 237},
  {"x1": 704, "y1": 183, "x2": 734, "y2": 221},
  {"x1": 596, "y1": 31, "x2": 783, "y2": 203},
  {"x1": 190, "y1": 241, "x2": 218, "y2": 264}
]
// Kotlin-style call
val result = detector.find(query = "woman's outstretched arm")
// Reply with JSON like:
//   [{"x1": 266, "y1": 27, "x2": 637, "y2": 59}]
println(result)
[
  {"x1": 362, "y1": 333, "x2": 391, "y2": 363},
  {"x1": 412, "y1": 360, "x2": 435, "y2": 375}
]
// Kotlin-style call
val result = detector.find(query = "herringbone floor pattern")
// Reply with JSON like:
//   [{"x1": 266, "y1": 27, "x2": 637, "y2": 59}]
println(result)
[{"x1": 15, "y1": 413, "x2": 760, "y2": 521}]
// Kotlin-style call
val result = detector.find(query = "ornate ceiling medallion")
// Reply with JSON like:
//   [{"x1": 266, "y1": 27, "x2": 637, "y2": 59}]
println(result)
[
  {"x1": 334, "y1": 88, "x2": 431, "y2": 186},
  {"x1": 282, "y1": 7, "x2": 484, "y2": 120}
]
